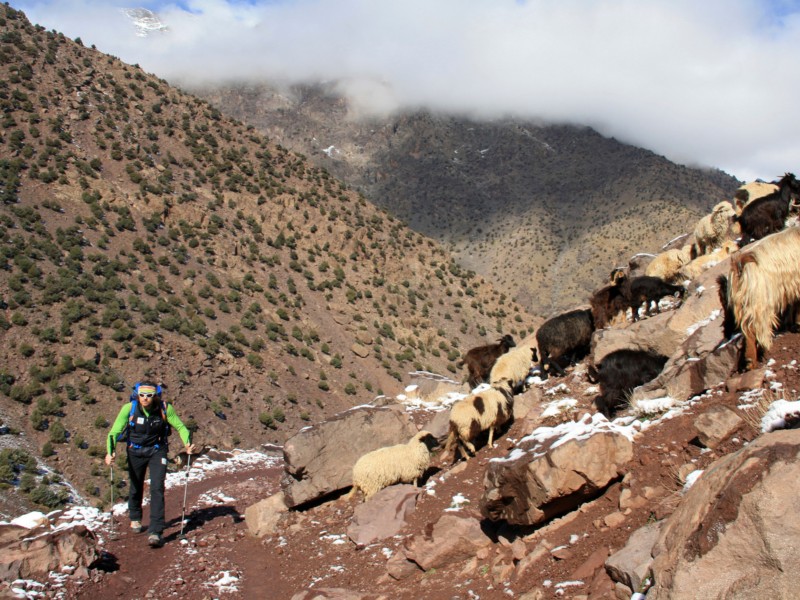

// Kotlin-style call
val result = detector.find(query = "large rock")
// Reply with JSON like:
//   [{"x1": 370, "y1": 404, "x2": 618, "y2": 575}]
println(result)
[
  {"x1": 649, "y1": 429, "x2": 800, "y2": 599},
  {"x1": 605, "y1": 521, "x2": 662, "y2": 593},
  {"x1": 0, "y1": 522, "x2": 98, "y2": 581},
  {"x1": 480, "y1": 413, "x2": 634, "y2": 526},
  {"x1": 402, "y1": 514, "x2": 492, "y2": 571},
  {"x1": 346, "y1": 484, "x2": 418, "y2": 547},
  {"x1": 245, "y1": 491, "x2": 288, "y2": 538},
  {"x1": 281, "y1": 404, "x2": 419, "y2": 508}
]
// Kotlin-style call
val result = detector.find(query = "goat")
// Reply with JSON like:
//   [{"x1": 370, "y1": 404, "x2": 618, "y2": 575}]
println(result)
[
  {"x1": 590, "y1": 278, "x2": 628, "y2": 330},
  {"x1": 620, "y1": 275, "x2": 685, "y2": 322},
  {"x1": 734, "y1": 173, "x2": 800, "y2": 246},
  {"x1": 733, "y1": 181, "x2": 778, "y2": 215},
  {"x1": 587, "y1": 349, "x2": 668, "y2": 417},
  {"x1": 719, "y1": 227, "x2": 800, "y2": 370},
  {"x1": 535, "y1": 308, "x2": 594, "y2": 377},
  {"x1": 458, "y1": 334, "x2": 516, "y2": 388}
]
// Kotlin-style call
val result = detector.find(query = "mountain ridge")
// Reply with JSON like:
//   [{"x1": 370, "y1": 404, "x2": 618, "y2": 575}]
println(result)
[{"x1": 196, "y1": 82, "x2": 740, "y2": 316}]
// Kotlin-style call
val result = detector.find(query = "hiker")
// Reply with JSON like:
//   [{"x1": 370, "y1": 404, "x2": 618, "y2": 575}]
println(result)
[{"x1": 105, "y1": 381, "x2": 196, "y2": 547}]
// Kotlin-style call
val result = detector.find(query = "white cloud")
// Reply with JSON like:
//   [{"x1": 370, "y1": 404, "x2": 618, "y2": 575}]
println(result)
[{"x1": 11, "y1": 0, "x2": 800, "y2": 181}]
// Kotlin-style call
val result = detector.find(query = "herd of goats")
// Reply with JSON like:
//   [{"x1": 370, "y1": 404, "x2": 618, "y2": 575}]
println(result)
[{"x1": 344, "y1": 173, "x2": 800, "y2": 502}]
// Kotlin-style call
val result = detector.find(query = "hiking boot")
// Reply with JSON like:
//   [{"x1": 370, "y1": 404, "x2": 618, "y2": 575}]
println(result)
[
  {"x1": 130, "y1": 520, "x2": 143, "y2": 533},
  {"x1": 147, "y1": 533, "x2": 163, "y2": 547}
]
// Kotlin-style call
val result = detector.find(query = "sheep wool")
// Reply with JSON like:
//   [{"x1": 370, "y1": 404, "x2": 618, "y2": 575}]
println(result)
[
  {"x1": 644, "y1": 246, "x2": 692, "y2": 283},
  {"x1": 489, "y1": 345, "x2": 536, "y2": 390},
  {"x1": 443, "y1": 384, "x2": 514, "y2": 461},
  {"x1": 692, "y1": 201, "x2": 735, "y2": 257},
  {"x1": 348, "y1": 431, "x2": 438, "y2": 501}
]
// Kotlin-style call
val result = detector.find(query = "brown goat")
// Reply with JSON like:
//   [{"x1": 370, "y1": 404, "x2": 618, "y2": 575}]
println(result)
[{"x1": 458, "y1": 334, "x2": 516, "y2": 388}]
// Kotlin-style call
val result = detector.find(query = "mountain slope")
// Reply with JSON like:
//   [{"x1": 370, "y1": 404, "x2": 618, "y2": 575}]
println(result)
[
  {"x1": 199, "y1": 83, "x2": 740, "y2": 315},
  {"x1": 0, "y1": 5, "x2": 534, "y2": 515}
]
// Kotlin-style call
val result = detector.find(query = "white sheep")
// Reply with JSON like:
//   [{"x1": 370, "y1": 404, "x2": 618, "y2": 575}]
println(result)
[
  {"x1": 692, "y1": 201, "x2": 736, "y2": 258},
  {"x1": 442, "y1": 384, "x2": 514, "y2": 461},
  {"x1": 489, "y1": 344, "x2": 537, "y2": 391},
  {"x1": 679, "y1": 240, "x2": 738, "y2": 280},
  {"x1": 346, "y1": 431, "x2": 438, "y2": 501},
  {"x1": 644, "y1": 245, "x2": 692, "y2": 283}
]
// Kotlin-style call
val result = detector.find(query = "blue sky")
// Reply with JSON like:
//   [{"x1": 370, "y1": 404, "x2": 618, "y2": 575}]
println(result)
[{"x1": 9, "y1": 0, "x2": 800, "y2": 182}]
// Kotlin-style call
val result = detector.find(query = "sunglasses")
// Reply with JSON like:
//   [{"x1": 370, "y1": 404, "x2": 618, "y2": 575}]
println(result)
[{"x1": 138, "y1": 392, "x2": 155, "y2": 398}]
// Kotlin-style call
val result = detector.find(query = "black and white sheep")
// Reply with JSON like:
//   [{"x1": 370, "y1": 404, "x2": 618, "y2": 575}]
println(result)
[
  {"x1": 620, "y1": 275, "x2": 685, "y2": 322},
  {"x1": 734, "y1": 172, "x2": 800, "y2": 246},
  {"x1": 587, "y1": 349, "x2": 668, "y2": 417},
  {"x1": 488, "y1": 344, "x2": 538, "y2": 393},
  {"x1": 346, "y1": 431, "x2": 439, "y2": 501},
  {"x1": 535, "y1": 308, "x2": 595, "y2": 376},
  {"x1": 691, "y1": 201, "x2": 735, "y2": 258},
  {"x1": 443, "y1": 383, "x2": 514, "y2": 461},
  {"x1": 458, "y1": 334, "x2": 516, "y2": 388}
]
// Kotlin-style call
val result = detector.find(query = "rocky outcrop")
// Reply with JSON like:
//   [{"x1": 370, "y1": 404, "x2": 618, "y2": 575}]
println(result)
[
  {"x1": 281, "y1": 404, "x2": 419, "y2": 508},
  {"x1": 0, "y1": 519, "x2": 99, "y2": 582},
  {"x1": 480, "y1": 413, "x2": 634, "y2": 526},
  {"x1": 649, "y1": 429, "x2": 800, "y2": 599}
]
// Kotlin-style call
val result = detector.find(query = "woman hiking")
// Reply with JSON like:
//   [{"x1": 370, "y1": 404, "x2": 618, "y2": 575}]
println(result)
[{"x1": 105, "y1": 381, "x2": 195, "y2": 547}]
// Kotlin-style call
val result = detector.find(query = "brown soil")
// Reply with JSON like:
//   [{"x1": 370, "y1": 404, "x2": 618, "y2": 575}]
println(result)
[{"x1": 61, "y1": 333, "x2": 800, "y2": 600}]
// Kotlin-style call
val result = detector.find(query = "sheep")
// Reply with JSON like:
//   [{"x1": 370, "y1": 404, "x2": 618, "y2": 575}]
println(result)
[
  {"x1": 691, "y1": 201, "x2": 735, "y2": 258},
  {"x1": 488, "y1": 343, "x2": 538, "y2": 393},
  {"x1": 679, "y1": 240, "x2": 738, "y2": 281},
  {"x1": 734, "y1": 173, "x2": 800, "y2": 246},
  {"x1": 442, "y1": 383, "x2": 514, "y2": 462},
  {"x1": 535, "y1": 308, "x2": 594, "y2": 376},
  {"x1": 347, "y1": 431, "x2": 439, "y2": 501},
  {"x1": 587, "y1": 349, "x2": 668, "y2": 417},
  {"x1": 720, "y1": 226, "x2": 800, "y2": 370},
  {"x1": 734, "y1": 181, "x2": 778, "y2": 215},
  {"x1": 645, "y1": 245, "x2": 693, "y2": 283},
  {"x1": 620, "y1": 275, "x2": 685, "y2": 322},
  {"x1": 458, "y1": 334, "x2": 516, "y2": 388},
  {"x1": 589, "y1": 278, "x2": 628, "y2": 330}
]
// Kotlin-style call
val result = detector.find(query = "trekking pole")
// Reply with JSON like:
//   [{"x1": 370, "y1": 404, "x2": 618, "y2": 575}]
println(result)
[
  {"x1": 178, "y1": 453, "x2": 192, "y2": 540},
  {"x1": 108, "y1": 464, "x2": 118, "y2": 541}
]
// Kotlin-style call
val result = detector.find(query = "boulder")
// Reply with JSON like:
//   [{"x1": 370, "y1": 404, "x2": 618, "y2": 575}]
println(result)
[
  {"x1": 346, "y1": 484, "x2": 418, "y2": 547},
  {"x1": 649, "y1": 429, "x2": 800, "y2": 599},
  {"x1": 693, "y1": 405, "x2": 744, "y2": 449},
  {"x1": 402, "y1": 514, "x2": 492, "y2": 571},
  {"x1": 605, "y1": 521, "x2": 662, "y2": 593},
  {"x1": 244, "y1": 491, "x2": 288, "y2": 538},
  {"x1": 281, "y1": 405, "x2": 419, "y2": 508},
  {"x1": 480, "y1": 413, "x2": 633, "y2": 526},
  {"x1": 0, "y1": 522, "x2": 98, "y2": 581}
]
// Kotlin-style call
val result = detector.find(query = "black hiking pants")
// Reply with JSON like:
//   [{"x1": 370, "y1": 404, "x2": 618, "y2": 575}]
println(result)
[{"x1": 127, "y1": 445, "x2": 168, "y2": 534}]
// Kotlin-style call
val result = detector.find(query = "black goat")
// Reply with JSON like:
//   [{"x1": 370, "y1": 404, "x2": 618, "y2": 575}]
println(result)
[
  {"x1": 735, "y1": 172, "x2": 800, "y2": 245},
  {"x1": 535, "y1": 309, "x2": 594, "y2": 377},
  {"x1": 458, "y1": 334, "x2": 516, "y2": 388},
  {"x1": 621, "y1": 275, "x2": 685, "y2": 322},
  {"x1": 587, "y1": 349, "x2": 668, "y2": 417}
]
